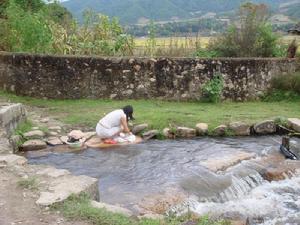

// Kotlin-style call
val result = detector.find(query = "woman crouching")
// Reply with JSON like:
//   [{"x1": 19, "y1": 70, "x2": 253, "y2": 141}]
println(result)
[{"x1": 96, "y1": 105, "x2": 135, "y2": 144}]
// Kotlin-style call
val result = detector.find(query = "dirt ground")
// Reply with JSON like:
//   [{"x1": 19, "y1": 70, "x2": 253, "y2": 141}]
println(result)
[{"x1": 0, "y1": 168, "x2": 90, "y2": 225}]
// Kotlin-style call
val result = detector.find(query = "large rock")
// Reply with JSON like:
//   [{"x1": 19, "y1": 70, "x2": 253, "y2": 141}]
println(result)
[
  {"x1": 176, "y1": 127, "x2": 196, "y2": 138},
  {"x1": 229, "y1": 122, "x2": 250, "y2": 136},
  {"x1": 21, "y1": 139, "x2": 47, "y2": 151},
  {"x1": 91, "y1": 201, "x2": 133, "y2": 216},
  {"x1": 0, "y1": 154, "x2": 27, "y2": 166},
  {"x1": 60, "y1": 136, "x2": 68, "y2": 144},
  {"x1": 49, "y1": 131, "x2": 58, "y2": 136},
  {"x1": 195, "y1": 123, "x2": 208, "y2": 136},
  {"x1": 36, "y1": 175, "x2": 99, "y2": 206},
  {"x1": 68, "y1": 130, "x2": 84, "y2": 139},
  {"x1": 142, "y1": 130, "x2": 159, "y2": 140},
  {"x1": 48, "y1": 126, "x2": 62, "y2": 131},
  {"x1": 213, "y1": 125, "x2": 227, "y2": 136},
  {"x1": 23, "y1": 130, "x2": 45, "y2": 139},
  {"x1": 261, "y1": 161, "x2": 300, "y2": 182},
  {"x1": 201, "y1": 151, "x2": 256, "y2": 172},
  {"x1": 163, "y1": 128, "x2": 175, "y2": 139},
  {"x1": 83, "y1": 132, "x2": 96, "y2": 140},
  {"x1": 254, "y1": 120, "x2": 276, "y2": 134},
  {"x1": 46, "y1": 137, "x2": 63, "y2": 146},
  {"x1": 132, "y1": 124, "x2": 148, "y2": 134},
  {"x1": 288, "y1": 118, "x2": 300, "y2": 132}
]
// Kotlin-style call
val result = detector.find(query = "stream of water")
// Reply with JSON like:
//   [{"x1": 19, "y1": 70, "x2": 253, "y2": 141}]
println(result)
[{"x1": 26, "y1": 136, "x2": 300, "y2": 225}]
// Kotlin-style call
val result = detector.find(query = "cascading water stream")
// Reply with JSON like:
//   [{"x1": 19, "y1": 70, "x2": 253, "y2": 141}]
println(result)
[{"x1": 25, "y1": 136, "x2": 300, "y2": 224}]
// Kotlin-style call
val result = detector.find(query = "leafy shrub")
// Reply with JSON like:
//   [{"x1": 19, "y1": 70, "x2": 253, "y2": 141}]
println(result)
[
  {"x1": 208, "y1": 3, "x2": 280, "y2": 57},
  {"x1": 2, "y1": 0, "x2": 53, "y2": 53},
  {"x1": 261, "y1": 90, "x2": 299, "y2": 102},
  {"x1": 49, "y1": 10, "x2": 134, "y2": 56},
  {"x1": 201, "y1": 73, "x2": 224, "y2": 103},
  {"x1": 261, "y1": 72, "x2": 300, "y2": 101},
  {"x1": 271, "y1": 72, "x2": 300, "y2": 95},
  {"x1": 274, "y1": 116, "x2": 288, "y2": 127},
  {"x1": 195, "y1": 48, "x2": 221, "y2": 58}
]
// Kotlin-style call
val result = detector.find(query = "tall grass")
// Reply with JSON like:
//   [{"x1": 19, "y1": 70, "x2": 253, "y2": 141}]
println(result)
[
  {"x1": 134, "y1": 35, "x2": 209, "y2": 57},
  {"x1": 271, "y1": 72, "x2": 300, "y2": 95}
]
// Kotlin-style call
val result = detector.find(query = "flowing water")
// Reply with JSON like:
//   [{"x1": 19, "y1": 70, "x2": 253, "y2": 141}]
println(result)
[{"x1": 26, "y1": 136, "x2": 300, "y2": 225}]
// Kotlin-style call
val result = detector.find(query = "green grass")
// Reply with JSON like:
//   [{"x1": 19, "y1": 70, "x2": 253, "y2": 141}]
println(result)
[
  {"x1": 51, "y1": 194, "x2": 230, "y2": 225},
  {"x1": 14, "y1": 120, "x2": 33, "y2": 146},
  {"x1": 1, "y1": 91, "x2": 300, "y2": 132},
  {"x1": 17, "y1": 177, "x2": 39, "y2": 191},
  {"x1": 14, "y1": 120, "x2": 33, "y2": 136}
]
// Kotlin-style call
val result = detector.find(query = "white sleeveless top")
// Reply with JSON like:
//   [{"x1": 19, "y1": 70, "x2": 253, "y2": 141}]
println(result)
[{"x1": 99, "y1": 109, "x2": 126, "y2": 128}]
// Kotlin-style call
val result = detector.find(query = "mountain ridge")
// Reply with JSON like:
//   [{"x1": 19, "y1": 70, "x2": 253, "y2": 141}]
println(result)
[{"x1": 62, "y1": 0, "x2": 299, "y2": 24}]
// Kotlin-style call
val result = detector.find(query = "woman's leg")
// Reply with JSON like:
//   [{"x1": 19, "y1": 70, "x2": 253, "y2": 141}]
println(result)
[
  {"x1": 96, "y1": 124, "x2": 122, "y2": 139},
  {"x1": 107, "y1": 127, "x2": 122, "y2": 138}
]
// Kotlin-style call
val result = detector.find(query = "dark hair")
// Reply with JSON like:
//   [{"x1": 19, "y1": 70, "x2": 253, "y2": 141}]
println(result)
[{"x1": 123, "y1": 105, "x2": 134, "y2": 121}]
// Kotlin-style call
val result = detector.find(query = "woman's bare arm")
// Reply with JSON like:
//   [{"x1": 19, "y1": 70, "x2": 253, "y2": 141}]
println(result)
[{"x1": 121, "y1": 117, "x2": 130, "y2": 133}]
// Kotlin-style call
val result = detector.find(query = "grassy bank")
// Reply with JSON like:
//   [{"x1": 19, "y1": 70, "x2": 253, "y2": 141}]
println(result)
[
  {"x1": 52, "y1": 194, "x2": 230, "y2": 225},
  {"x1": 1, "y1": 91, "x2": 299, "y2": 132}
]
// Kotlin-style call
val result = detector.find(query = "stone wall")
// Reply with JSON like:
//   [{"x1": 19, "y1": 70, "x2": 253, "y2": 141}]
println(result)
[
  {"x1": 0, "y1": 52, "x2": 298, "y2": 101},
  {"x1": 0, "y1": 103, "x2": 26, "y2": 137}
]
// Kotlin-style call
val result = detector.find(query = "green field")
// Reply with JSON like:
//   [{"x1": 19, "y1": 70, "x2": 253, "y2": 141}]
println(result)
[
  {"x1": 135, "y1": 35, "x2": 300, "y2": 51},
  {"x1": 1, "y1": 91, "x2": 299, "y2": 132},
  {"x1": 134, "y1": 36, "x2": 210, "y2": 48}
]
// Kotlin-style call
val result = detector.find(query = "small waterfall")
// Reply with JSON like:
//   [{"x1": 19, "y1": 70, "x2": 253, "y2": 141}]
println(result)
[
  {"x1": 194, "y1": 172, "x2": 265, "y2": 203},
  {"x1": 168, "y1": 172, "x2": 265, "y2": 216},
  {"x1": 169, "y1": 174, "x2": 300, "y2": 225},
  {"x1": 216, "y1": 173, "x2": 265, "y2": 202}
]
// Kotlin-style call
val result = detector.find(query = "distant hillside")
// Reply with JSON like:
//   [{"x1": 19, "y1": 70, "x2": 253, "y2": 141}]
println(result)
[
  {"x1": 62, "y1": 0, "x2": 297, "y2": 24},
  {"x1": 284, "y1": 3, "x2": 300, "y2": 19}
]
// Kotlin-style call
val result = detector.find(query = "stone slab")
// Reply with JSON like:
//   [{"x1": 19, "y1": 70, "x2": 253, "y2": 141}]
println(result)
[
  {"x1": 23, "y1": 130, "x2": 45, "y2": 139},
  {"x1": 36, "y1": 175, "x2": 99, "y2": 206},
  {"x1": 132, "y1": 124, "x2": 148, "y2": 134},
  {"x1": 142, "y1": 130, "x2": 159, "y2": 139},
  {"x1": 21, "y1": 140, "x2": 47, "y2": 151},
  {"x1": 288, "y1": 118, "x2": 300, "y2": 132},
  {"x1": 46, "y1": 137, "x2": 63, "y2": 146},
  {"x1": 0, "y1": 154, "x2": 27, "y2": 166},
  {"x1": 201, "y1": 151, "x2": 256, "y2": 172}
]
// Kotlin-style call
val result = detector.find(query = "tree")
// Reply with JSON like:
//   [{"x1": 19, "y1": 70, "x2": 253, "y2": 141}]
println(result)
[
  {"x1": 0, "y1": 0, "x2": 52, "y2": 52},
  {"x1": 0, "y1": 0, "x2": 44, "y2": 18},
  {"x1": 208, "y1": 3, "x2": 280, "y2": 57},
  {"x1": 45, "y1": 2, "x2": 73, "y2": 27}
]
